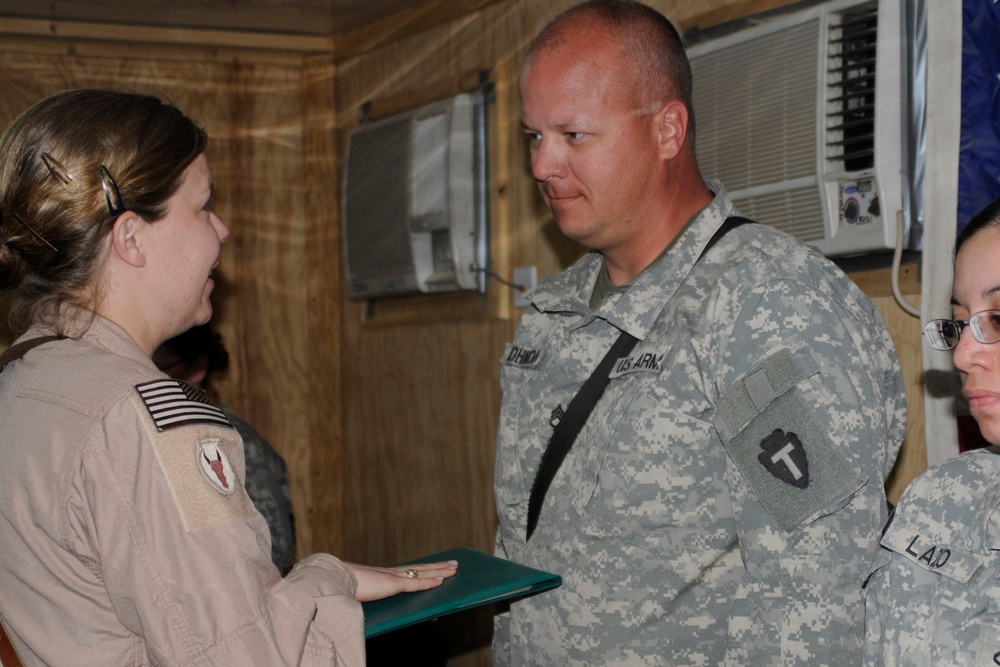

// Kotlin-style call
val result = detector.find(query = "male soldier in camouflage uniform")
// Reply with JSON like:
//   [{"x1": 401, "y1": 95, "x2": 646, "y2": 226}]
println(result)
[{"x1": 493, "y1": 1, "x2": 906, "y2": 664}]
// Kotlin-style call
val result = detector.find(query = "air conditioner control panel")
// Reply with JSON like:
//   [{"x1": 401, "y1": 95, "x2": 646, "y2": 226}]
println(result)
[{"x1": 839, "y1": 178, "x2": 881, "y2": 229}]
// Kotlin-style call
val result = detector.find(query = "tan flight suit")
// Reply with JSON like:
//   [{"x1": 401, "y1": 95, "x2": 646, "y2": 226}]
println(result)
[{"x1": 0, "y1": 315, "x2": 364, "y2": 666}]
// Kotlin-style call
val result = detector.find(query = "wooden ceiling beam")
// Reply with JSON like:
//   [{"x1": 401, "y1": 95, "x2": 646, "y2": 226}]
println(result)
[{"x1": 0, "y1": 16, "x2": 334, "y2": 52}]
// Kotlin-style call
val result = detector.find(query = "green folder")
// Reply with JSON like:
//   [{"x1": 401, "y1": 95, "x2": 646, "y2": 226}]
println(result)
[{"x1": 362, "y1": 546, "x2": 562, "y2": 638}]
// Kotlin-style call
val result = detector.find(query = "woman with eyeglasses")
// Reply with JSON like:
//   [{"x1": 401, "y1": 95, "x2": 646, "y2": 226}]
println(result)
[
  {"x1": 864, "y1": 195, "x2": 1000, "y2": 666},
  {"x1": 0, "y1": 89, "x2": 455, "y2": 667}
]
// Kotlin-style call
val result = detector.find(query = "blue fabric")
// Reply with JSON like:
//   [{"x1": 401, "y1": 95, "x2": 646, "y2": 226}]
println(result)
[{"x1": 958, "y1": 0, "x2": 1000, "y2": 231}]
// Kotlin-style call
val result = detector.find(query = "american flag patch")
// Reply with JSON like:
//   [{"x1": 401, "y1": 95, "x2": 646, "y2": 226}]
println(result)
[{"x1": 135, "y1": 379, "x2": 233, "y2": 432}]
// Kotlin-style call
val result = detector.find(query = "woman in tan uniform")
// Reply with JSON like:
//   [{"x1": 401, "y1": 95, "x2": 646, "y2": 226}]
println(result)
[{"x1": 0, "y1": 89, "x2": 455, "y2": 666}]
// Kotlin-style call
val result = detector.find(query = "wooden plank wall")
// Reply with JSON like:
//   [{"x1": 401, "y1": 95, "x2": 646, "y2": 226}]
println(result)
[{"x1": 0, "y1": 0, "x2": 927, "y2": 665}]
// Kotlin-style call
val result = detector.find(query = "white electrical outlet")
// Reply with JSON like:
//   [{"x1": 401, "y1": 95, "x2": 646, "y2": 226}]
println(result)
[{"x1": 512, "y1": 266, "x2": 537, "y2": 308}]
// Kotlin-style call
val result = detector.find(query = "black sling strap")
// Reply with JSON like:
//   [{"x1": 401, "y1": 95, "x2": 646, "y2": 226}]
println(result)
[
  {"x1": 525, "y1": 330, "x2": 639, "y2": 541},
  {"x1": 701, "y1": 215, "x2": 751, "y2": 260},
  {"x1": 0, "y1": 335, "x2": 65, "y2": 373},
  {"x1": 525, "y1": 215, "x2": 753, "y2": 541}
]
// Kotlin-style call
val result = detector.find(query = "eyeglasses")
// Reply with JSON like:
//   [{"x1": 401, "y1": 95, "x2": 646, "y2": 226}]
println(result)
[{"x1": 923, "y1": 310, "x2": 1000, "y2": 351}]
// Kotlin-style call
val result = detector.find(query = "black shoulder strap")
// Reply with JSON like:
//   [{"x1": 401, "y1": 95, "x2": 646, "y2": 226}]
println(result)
[
  {"x1": 524, "y1": 214, "x2": 754, "y2": 542},
  {"x1": 699, "y1": 215, "x2": 753, "y2": 262},
  {"x1": 526, "y1": 331, "x2": 639, "y2": 541},
  {"x1": 0, "y1": 335, "x2": 65, "y2": 373}
]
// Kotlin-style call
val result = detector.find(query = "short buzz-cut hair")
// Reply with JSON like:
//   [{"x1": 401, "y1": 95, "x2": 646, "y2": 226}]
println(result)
[{"x1": 524, "y1": 0, "x2": 695, "y2": 138}]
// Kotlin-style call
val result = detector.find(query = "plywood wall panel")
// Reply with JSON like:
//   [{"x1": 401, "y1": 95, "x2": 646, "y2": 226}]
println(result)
[
  {"x1": 300, "y1": 54, "x2": 347, "y2": 557},
  {"x1": 334, "y1": 1, "x2": 543, "y2": 571},
  {"x1": 340, "y1": 320, "x2": 509, "y2": 561}
]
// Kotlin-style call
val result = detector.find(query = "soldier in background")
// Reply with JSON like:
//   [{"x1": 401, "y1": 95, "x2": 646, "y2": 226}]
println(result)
[
  {"x1": 154, "y1": 323, "x2": 297, "y2": 574},
  {"x1": 865, "y1": 196, "x2": 1000, "y2": 665},
  {"x1": 492, "y1": 1, "x2": 906, "y2": 664}
]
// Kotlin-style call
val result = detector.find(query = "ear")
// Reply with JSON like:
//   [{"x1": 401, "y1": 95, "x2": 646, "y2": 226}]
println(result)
[
  {"x1": 109, "y1": 212, "x2": 146, "y2": 268},
  {"x1": 655, "y1": 100, "x2": 690, "y2": 161}
]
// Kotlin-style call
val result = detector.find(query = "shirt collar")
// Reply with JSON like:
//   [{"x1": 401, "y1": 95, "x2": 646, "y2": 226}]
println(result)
[
  {"x1": 527, "y1": 179, "x2": 738, "y2": 340},
  {"x1": 22, "y1": 309, "x2": 158, "y2": 371}
]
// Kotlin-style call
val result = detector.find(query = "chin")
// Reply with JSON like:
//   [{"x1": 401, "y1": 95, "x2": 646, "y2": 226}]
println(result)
[
  {"x1": 191, "y1": 303, "x2": 213, "y2": 327},
  {"x1": 554, "y1": 219, "x2": 598, "y2": 248},
  {"x1": 976, "y1": 420, "x2": 1000, "y2": 448}
]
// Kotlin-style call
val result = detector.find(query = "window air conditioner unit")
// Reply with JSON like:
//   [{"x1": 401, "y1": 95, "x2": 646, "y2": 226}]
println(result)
[
  {"x1": 687, "y1": 0, "x2": 904, "y2": 257},
  {"x1": 341, "y1": 91, "x2": 489, "y2": 299}
]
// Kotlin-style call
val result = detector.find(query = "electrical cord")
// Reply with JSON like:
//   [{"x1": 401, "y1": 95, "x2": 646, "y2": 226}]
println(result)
[
  {"x1": 892, "y1": 210, "x2": 921, "y2": 318},
  {"x1": 471, "y1": 266, "x2": 530, "y2": 294}
]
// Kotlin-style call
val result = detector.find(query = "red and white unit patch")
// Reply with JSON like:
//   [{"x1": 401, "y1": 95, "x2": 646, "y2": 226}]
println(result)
[{"x1": 197, "y1": 439, "x2": 236, "y2": 495}]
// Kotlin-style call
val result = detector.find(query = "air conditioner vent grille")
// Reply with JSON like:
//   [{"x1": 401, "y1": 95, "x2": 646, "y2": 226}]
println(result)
[
  {"x1": 343, "y1": 118, "x2": 414, "y2": 282},
  {"x1": 732, "y1": 186, "x2": 825, "y2": 242},
  {"x1": 691, "y1": 19, "x2": 819, "y2": 192},
  {"x1": 825, "y1": 2, "x2": 879, "y2": 172}
]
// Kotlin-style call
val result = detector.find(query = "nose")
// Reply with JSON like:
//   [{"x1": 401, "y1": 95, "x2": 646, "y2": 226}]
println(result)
[
  {"x1": 952, "y1": 324, "x2": 985, "y2": 373},
  {"x1": 531, "y1": 135, "x2": 565, "y2": 183},
  {"x1": 212, "y1": 213, "x2": 230, "y2": 244}
]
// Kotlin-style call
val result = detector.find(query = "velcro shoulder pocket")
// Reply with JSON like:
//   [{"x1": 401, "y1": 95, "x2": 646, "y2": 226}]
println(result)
[{"x1": 714, "y1": 344, "x2": 864, "y2": 533}]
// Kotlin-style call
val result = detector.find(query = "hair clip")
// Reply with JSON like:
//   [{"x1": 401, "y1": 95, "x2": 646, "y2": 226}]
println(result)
[
  {"x1": 98, "y1": 165, "x2": 124, "y2": 217},
  {"x1": 40, "y1": 153, "x2": 75, "y2": 188}
]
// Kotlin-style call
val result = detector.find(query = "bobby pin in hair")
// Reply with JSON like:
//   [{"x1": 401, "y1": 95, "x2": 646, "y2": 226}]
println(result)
[
  {"x1": 10, "y1": 211, "x2": 58, "y2": 253},
  {"x1": 40, "y1": 153, "x2": 75, "y2": 188},
  {"x1": 98, "y1": 165, "x2": 124, "y2": 217}
]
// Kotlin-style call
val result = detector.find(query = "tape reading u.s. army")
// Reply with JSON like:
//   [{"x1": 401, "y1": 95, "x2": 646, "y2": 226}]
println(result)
[
  {"x1": 880, "y1": 523, "x2": 984, "y2": 583},
  {"x1": 608, "y1": 350, "x2": 663, "y2": 378}
]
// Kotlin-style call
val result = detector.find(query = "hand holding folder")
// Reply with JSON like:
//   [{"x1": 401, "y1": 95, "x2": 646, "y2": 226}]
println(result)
[{"x1": 362, "y1": 547, "x2": 562, "y2": 638}]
